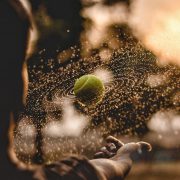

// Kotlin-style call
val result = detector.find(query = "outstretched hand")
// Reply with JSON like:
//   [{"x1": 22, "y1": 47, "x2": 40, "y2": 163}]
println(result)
[
  {"x1": 34, "y1": 136, "x2": 151, "y2": 180},
  {"x1": 91, "y1": 136, "x2": 151, "y2": 180}
]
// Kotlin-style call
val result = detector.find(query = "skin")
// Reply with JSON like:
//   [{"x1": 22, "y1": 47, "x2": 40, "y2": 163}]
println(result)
[
  {"x1": 91, "y1": 136, "x2": 151, "y2": 180},
  {"x1": 0, "y1": 1, "x2": 151, "y2": 179},
  {"x1": 41, "y1": 136, "x2": 151, "y2": 180}
]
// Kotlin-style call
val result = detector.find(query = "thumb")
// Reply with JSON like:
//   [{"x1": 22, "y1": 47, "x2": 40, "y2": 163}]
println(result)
[{"x1": 112, "y1": 142, "x2": 151, "y2": 160}]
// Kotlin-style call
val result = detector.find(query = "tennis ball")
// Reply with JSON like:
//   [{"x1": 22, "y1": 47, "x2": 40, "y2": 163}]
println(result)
[{"x1": 74, "y1": 74, "x2": 105, "y2": 105}]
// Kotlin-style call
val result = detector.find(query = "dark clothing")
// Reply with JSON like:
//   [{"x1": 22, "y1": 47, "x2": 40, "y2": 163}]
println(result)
[
  {"x1": 0, "y1": 0, "x2": 30, "y2": 110},
  {"x1": 0, "y1": 0, "x2": 30, "y2": 177},
  {"x1": 0, "y1": 1, "x2": 101, "y2": 180},
  {"x1": 44, "y1": 156, "x2": 100, "y2": 180}
]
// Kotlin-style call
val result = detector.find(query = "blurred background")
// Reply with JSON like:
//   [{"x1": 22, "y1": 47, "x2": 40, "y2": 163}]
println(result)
[{"x1": 14, "y1": 0, "x2": 179, "y2": 179}]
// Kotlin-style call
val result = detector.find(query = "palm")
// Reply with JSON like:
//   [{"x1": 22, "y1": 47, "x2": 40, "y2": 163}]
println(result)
[{"x1": 91, "y1": 136, "x2": 151, "y2": 180}]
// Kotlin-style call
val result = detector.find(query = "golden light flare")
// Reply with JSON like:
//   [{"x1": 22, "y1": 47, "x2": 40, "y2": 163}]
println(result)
[
  {"x1": 146, "y1": 73, "x2": 169, "y2": 88},
  {"x1": 129, "y1": 0, "x2": 180, "y2": 67},
  {"x1": 82, "y1": 2, "x2": 128, "y2": 48}
]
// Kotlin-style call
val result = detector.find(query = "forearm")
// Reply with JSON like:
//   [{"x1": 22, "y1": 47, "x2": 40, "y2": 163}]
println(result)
[{"x1": 90, "y1": 157, "x2": 132, "y2": 180}]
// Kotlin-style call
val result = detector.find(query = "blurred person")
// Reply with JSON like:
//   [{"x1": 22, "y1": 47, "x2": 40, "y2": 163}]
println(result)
[
  {"x1": 0, "y1": 0, "x2": 32, "y2": 177},
  {"x1": 0, "y1": 0, "x2": 151, "y2": 179}
]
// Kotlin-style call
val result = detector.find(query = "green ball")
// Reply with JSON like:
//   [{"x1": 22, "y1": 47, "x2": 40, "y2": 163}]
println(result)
[{"x1": 74, "y1": 74, "x2": 105, "y2": 105}]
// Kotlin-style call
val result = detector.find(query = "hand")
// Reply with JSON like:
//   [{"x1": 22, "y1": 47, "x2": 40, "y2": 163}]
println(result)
[
  {"x1": 91, "y1": 136, "x2": 151, "y2": 180},
  {"x1": 94, "y1": 136, "x2": 124, "y2": 159}
]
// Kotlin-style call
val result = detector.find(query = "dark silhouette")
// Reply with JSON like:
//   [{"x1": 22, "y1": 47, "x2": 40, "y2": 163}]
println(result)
[{"x1": 0, "y1": 0, "x2": 31, "y2": 176}]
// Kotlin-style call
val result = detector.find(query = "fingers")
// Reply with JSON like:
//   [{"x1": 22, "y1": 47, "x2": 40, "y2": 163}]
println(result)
[
  {"x1": 94, "y1": 151, "x2": 115, "y2": 159},
  {"x1": 94, "y1": 136, "x2": 124, "y2": 159},
  {"x1": 106, "y1": 143, "x2": 117, "y2": 153},
  {"x1": 94, "y1": 136, "x2": 152, "y2": 160},
  {"x1": 106, "y1": 136, "x2": 124, "y2": 149},
  {"x1": 116, "y1": 142, "x2": 152, "y2": 158},
  {"x1": 94, "y1": 152, "x2": 105, "y2": 159},
  {"x1": 137, "y1": 141, "x2": 152, "y2": 152},
  {"x1": 94, "y1": 146, "x2": 116, "y2": 158}
]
